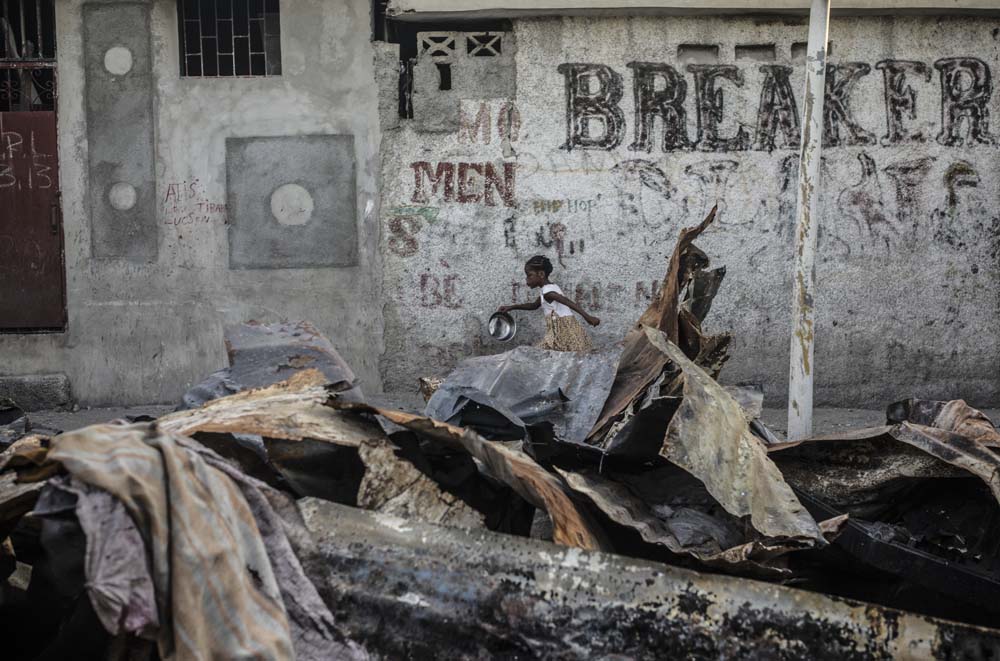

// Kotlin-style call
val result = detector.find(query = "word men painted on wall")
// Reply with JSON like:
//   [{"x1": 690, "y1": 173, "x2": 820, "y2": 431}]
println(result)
[{"x1": 559, "y1": 57, "x2": 997, "y2": 152}]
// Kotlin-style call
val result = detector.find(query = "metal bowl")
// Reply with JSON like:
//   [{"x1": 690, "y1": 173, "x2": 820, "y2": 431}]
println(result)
[{"x1": 488, "y1": 311, "x2": 517, "y2": 342}]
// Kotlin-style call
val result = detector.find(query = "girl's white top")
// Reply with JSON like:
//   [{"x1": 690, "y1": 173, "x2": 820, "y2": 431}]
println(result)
[{"x1": 540, "y1": 284, "x2": 574, "y2": 318}]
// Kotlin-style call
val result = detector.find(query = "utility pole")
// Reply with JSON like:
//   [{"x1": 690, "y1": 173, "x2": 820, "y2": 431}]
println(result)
[{"x1": 787, "y1": 0, "x2": 831, "y2": 440}]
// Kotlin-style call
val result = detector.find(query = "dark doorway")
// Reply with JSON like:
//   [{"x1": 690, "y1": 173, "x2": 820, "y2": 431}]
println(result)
[{"x1": 1, "y1": 0, "x2": 65, "y2": 331}]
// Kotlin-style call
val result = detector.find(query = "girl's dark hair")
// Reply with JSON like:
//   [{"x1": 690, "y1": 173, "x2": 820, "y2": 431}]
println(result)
[{"x1": 526, "y1": 255, "x2": 553, "y2": 276}]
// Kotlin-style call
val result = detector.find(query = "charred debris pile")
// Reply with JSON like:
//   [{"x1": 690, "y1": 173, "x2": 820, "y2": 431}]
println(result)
[{"x1": 3, "y1": 209, "x2": 1000, "y2": 658}]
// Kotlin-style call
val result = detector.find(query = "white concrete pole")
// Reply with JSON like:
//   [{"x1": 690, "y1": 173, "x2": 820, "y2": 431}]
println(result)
[{"x1": 787, "y1": 0, "x2": 831, "y2": 441}]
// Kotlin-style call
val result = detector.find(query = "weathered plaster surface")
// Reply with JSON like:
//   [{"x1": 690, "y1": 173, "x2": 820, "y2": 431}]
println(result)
[
  {"x1": 380, "y1": 15, "x2": 1000, "y2": 407},
  {"x1": 226, "y1": 135, "x2": 358, "y2": 269},
  {"x1": 0, "y1": 0, "x2": 383, "y2": 405},
  {"x1": 84, "y1": 1, "x2": 158, "y2": 262}
]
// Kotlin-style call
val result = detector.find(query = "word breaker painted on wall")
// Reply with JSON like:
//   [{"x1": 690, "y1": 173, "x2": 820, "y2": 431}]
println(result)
[{"x1": 558, "y1": 57, "x2": 999, "y2": 152}]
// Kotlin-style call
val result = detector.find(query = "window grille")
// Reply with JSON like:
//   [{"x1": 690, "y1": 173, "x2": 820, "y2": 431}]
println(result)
[
  {"x1": 418, "y1": 33, "x2": 456, "y2": 59},
  {"x1": 0, "y1": 0, "x2": 56, "y2": 112},
  {"x1": 177, "y1": 0, "x2": 281, "y2": 77},
  {"x1": 467, "y1": 33, "x2": 501, "y2": 57}
]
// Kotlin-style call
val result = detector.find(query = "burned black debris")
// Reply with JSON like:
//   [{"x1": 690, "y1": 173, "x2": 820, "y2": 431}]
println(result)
[
  {"x1": 0, "y1": 401, "x2": 28, "y2": 452},
  {"x1": 180, "y1": 320, "x2": 364, "y2": 410},
  {"x1": 2, "y1": 213, "x2": 1000, "y2": 657}
]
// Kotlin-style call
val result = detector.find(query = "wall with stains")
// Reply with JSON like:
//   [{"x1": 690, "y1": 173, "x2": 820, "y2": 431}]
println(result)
[
  {"x1": 0, "y1": 0, "x2": 383, "y2": 405},
  {"x1": 380, "y1": 15, "x2": 1000, "y2": 407}
]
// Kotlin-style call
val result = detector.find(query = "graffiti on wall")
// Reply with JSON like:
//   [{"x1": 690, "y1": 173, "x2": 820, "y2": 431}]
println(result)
[
  {"x1": 420, "y1": 261, "x2": 464, "y2": 309},
  {"x1": 558, "y1": 57, "x2": 997, "y2": 152},
  {"x1": 531, "y1": 199, "x2": 598, "y2": 214},
  {"x1": 459, "y1": 100, "x2": 522, "y2": 145},
  {"x1": 389, "y1": 52, "x2": 1000, "y2": 329},
  {"x1": 411, "y1": 161, "x2": 516, "y2": 207},
  {"x1": 386, "y1": 206, "x2": 439, "y2": 258},
  {"x1": 0, "y1": 128, "x2": 54, "y2": 190},
  {"x1": 162, "y1": 179, "x2": 228, "y2": 227}
]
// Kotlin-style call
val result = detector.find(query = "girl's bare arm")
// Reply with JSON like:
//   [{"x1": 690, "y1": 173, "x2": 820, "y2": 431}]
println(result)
[
  {"x1": 544, "y1": 291, "x2": 601, "y2": 326},
  {"x1": 498, "y1": 298, "x2": 541, "y2": 313}
]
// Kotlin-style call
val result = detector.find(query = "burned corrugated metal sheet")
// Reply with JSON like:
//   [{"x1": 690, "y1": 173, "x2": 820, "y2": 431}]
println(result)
[
  {"x1": 647, "y1": 327, "x2": 824, "y2": 542},
  {"x1": 888, "y1": 422, "x2": 1000, "y2": 505},
  {"x1": 588, "y1": 207, "x2": 720, "y2": 442},
  {"x1": 771, "y1": 426, "x2": 965, "y2": 516},
  {"x1": 334, "y1": 400, "x2": 607, "y2": 550},
  {"x1": 163, "y1": 370, "x2": 485, "y2": 527},
  {"x1": 356, "y1": 439, "x2": 485, "y2": 528},
  {"x1": 773, "y1": 422, "x2": 1000, "y2": 509},
  {"x1": 556, "y1": 467, "x2": 841, "y2": 578},
  {"x1": 771, "y1": 421, "x2": 1000, "y2": 625},
  {"x1": 887, "y1": 398, "x2": 1000, "y2": 447},
  {"x1": 425, "y1": 346, "x2": 620, "y2": 444},
  {"x1": 161, "y1": 369, "x2": 371, "y2": 446},
  {"x1": 181, "y1": 320, "x2": 362, "y2": 409}
]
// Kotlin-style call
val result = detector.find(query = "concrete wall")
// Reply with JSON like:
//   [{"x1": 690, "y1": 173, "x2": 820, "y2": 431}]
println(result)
[
  {"x1": 388, "y1": 0, "x2": 1000, "y2": 18},
  {"x1": 0, "y1": 0, "x2": 383, "y2": 406},
  {"x1": 379, "y1": 15, "x2": 1000, "y2": 407}
]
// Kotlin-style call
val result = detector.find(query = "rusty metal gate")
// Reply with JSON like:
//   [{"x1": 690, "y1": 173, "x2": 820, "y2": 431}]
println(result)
[{"x1": 0, "y1": 0, "x2": 64, "y2": 331}]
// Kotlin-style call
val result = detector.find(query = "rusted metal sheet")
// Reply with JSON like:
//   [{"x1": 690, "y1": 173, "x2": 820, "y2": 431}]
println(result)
[
  {"x1": 770, "y1": 426, "x2": 965, "y2": 514},
  {"x1": 556, "y1": 466, "x2": 845, "y2": 578},
  {"x1": 770, "y1": 421, "x2": 1000, "y2": 623},
  {"x1": 773, "y1": 421, "x2": 1000, "y2": 507},
  {"x1": 0, "y1": 110, "x2": 64, "y2": 330},
  {"x1": 425, "y1": 346, "x2": 620, "y2": 445},
  {"x1": 182, "y1": 320, "x2": 362, "y2": 408},
  {"x1": 161, "y1": 369, "x2": 370, "y2": 445},
  {"x1": 356, "y1": 439, "x2": 484, "y2": 529},
  {"x1": 888, "y1": 398, "x2": 1000, "y2": 447},
  {"x1": 300, "y1": 497, "x2": 1000, "y2": 659},
  {"x1": 587, "y1": 207, "x2": 719, "y2": 442},
  {"x1": 647, "y1": 327, "x2": 824, "y2": 542},
  {"x1": 162, "y1": 369, "x2": 483, "y2": 527},
  {"x1": 334, "y1": 400, "x2": 608, "y2": 550},
  {"x1": 889, "y1": 422, "x2": 1000, "y2": 505}
]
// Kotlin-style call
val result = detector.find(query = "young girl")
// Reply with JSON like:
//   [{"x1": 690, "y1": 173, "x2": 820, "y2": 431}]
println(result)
[{"x1": 498, "y1": 255, "x2": 600, "y2": 352}]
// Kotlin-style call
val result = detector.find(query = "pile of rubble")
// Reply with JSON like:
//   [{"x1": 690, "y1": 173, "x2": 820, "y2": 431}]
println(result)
[{"x1": 2, "y1": 209, "x2": 1000, "y2": 658}]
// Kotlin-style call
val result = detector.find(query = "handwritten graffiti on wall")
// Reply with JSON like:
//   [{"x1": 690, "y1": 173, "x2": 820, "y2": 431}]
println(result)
[
  {"x1": 420, "y1": 270, "x2": 464, "y2": 308},
  {"x1": 386, "y1": 206, "x2": 439, "y2": 258},
  {"x1": 535, "y1": 221, "x2": 585, "y2": 265},
  {"x1": 459, "y1": 101, "x2": 522, "y2": 145},
  {"x1": 162, "y1": 179, "x2": 228, "y2": 226},
  {"x1": 531, "y1": 198, "x2": 598, "y2": 214},
  {"x1": 0, "y1": 128, "x2": 54, "y2": 190},
  {"x1": 603, "y1": 147, "x2": 999, "y2": 260},
  {"x1": 411, "y1": 161, "x2": 516, "y2": 207},
  {"x1": 558, "y1": 57, "x2": 998, "y2": 152},
  {"x1": 820, "y1": 152, "x2": 997, "y2": 256}
]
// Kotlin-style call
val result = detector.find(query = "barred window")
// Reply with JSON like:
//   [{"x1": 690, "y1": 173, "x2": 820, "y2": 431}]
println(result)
[
  {"x1": 177, "y1": 0, "x2": 281, "y2": 77},
  {"x1": 1, "y1": 0, "x2": 57, "y2": 112}
]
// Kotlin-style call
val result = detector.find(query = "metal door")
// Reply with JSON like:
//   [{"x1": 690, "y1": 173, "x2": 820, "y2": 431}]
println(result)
[{"x1": 0, "y1": 0, "x2": 64, "y2": 330}]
